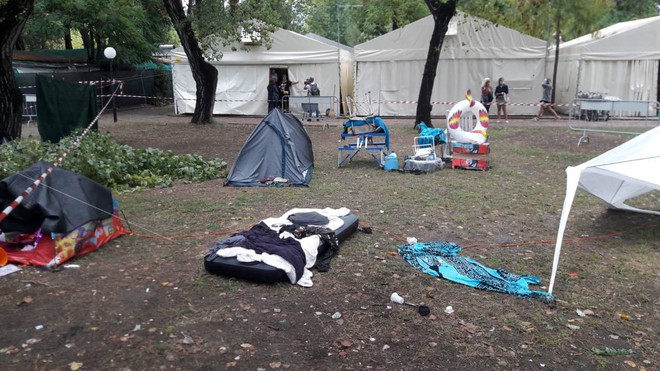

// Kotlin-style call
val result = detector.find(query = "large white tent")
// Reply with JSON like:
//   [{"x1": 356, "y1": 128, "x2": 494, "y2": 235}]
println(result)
[
  {"x1": 353, "y1": 12, "x2": 548, "y2": 117},
  {"x1": 171, "y1": 29, "x2": 343, "y2": 116},
  {"x1": 550, "y1": 15, "x2": 660, "y2": 109},
  {"x1": 549, "y1": 126, "x2": 660, "y2": 294}
]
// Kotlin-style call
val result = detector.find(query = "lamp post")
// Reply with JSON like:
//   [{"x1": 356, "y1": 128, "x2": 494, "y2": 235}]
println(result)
[
  {"x1": 104, "y1": 46, "x2": 118, "y2": 122},
  {"x1": 336, "y1": 3, "x2": 362, "y2": 116}
]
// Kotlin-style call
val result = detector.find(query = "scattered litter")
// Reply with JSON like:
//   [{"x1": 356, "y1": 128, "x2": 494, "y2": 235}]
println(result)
[
  {"x1": 35, "y1": 325, "x2": 44, "y2": 330},
  {"x1": 132, "y1": 324, "x2": 141, "y2": 332},
  {"x1": 576, "y1": 309, "x2": 586, "y2": 317},
  {"x1": 379, "y1": 210, "x2": 384, "y2": 214},
  {"x1": 390, "y1": 292, "x2": 404, "y2": 304},
  {"x1": 331, "y1": 312, "x2": 342, "y2": 320},
  {"x1": 0, "y1": 264, "x2": 21, "y2": 277},
  {"x1": 566, "y1": 324, "x2": 580, "y2": 330},
  {"x1": 382, "y1": 344, "x2": 390, "y2": 351},
  {"x1": 63, "y1": 264, "x2": 80, "y2": 268},
  {"x1": 567, "y1": 273, "x2": 579, "y2": 278},
  {"x1": 444, "y1": 306, "x2": 454, "y2": 314},
  {"x1": 619, "y1": 313, "x2": 631, "y2": 320},
  {"x1": 406, "y1": 237, "x2": 417, "y2": 244},
  {"x1": 418, "y1": 305, "x2": 431, "y2": 316},
  {"x1": 315, "y1": 311, "x2": 322, "y2": 316}
]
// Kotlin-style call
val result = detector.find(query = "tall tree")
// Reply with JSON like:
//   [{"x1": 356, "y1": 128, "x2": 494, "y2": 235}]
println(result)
[
  {"x1": 163, "y1": 0, "x2": 280, "y2": 124},
  {"x1": 415, "y1": 0, "x2": 456, "y2": 128},
  {"x1": 0, "y1": 0, "x2": 34, "y2": 141},
  {"x1": 162, "y1": 0, "x2": 217, "y2": 124}
]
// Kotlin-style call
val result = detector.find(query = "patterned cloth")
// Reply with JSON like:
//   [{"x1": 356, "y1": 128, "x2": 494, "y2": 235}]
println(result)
[{"x1": 398, "y1": 241, "x2": 553, "y2": 299}]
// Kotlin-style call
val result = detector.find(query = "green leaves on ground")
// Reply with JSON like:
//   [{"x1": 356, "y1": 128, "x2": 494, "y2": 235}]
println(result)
[
  {"x1": 591, "y1": 347, "x2": 635, "y2": 356},
  {"x1": 0, "y1": 131, "x2": 227, "y2": 191}
]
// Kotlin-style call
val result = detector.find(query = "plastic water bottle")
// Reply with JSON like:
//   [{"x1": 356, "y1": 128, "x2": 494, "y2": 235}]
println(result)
[{"x1": 428, "y1": 151, "x2": 435, "y2": 161}]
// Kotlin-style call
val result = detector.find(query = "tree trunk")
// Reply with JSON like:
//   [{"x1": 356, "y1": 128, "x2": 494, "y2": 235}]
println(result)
[
  {"x1": 0, "y1": 0, "x2": 35, "y2": 141},
  {"x1": 415, "y1": 0, "x2": 456, "y2": 129},
  {"x1": 551, "y1": 13, "x2": 561, "y2": 103},
  {"x1": 64, "y1": 25, "x2": 73, "y2": 49},
  {"x1": 163, "y1": 0, "x2": 217, "y2": 124}
]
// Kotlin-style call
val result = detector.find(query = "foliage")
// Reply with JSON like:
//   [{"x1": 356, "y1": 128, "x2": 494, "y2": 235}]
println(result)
[
  {"x1": 22, "y1": 0, "x2": 171, "y2": 63},
  {"x1": 190, "y1": 0, "x2": 283, "y2": 61},
  {"x1": 0, "y1": 131, "x2": 227, "y2": 191},
  {"x1": 591, "y1": 347, "x2": 635, "y2": 356},
  {"x1": 305, "y1": 0, "x2": 429, "y2": 47},
  {"x1": 459, "y1": 0, "x2": 657, "y2": 42}
]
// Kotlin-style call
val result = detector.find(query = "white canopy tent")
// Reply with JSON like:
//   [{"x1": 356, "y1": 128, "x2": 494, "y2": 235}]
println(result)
[
  {"x1": 353, "y1": 12, "x2": 548, "y2": 117},
  {"x1": 549, "y1": 126, "x2": 660, "y2": 294},
  {"x1": 171, "y1": 29, "x2": 342, "y2": 116},
  {"x1": 550, "y1": 15, "x2": 660, "y2": 109}
]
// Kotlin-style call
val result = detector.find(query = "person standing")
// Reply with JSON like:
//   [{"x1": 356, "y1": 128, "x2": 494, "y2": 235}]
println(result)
[
  {"x1": 304, "y1": 77, "x2": 321, "y2": 121},
  {"x1": 279, "y1": 74, "x2": 298, "y2": 113},
  {"x1": 535, "y1": 78, "x2": 561, "y2": 120},
  {"x1": 267, "y1": 80, "x2": 281, "y2": 112},
  {"x1": 494, "y1": 77, "x2": 509, "y2": 123},
  {"x1": 480, "y1": 77, "x2": 494, "y2": 113}
]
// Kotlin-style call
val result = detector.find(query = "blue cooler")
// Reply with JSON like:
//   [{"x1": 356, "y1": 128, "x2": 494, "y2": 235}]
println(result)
[{"x1": 383, "y1": 152, "x2": 399, "y2": 171}]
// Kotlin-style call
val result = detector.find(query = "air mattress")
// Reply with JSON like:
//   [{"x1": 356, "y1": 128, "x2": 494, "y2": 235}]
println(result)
[{"x1": 204, "y1": 214, "x2": 359, "y2": 283}]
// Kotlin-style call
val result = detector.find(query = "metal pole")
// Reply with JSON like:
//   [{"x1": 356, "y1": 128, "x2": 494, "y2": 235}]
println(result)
[
  {"x1": 337, "y1": 4, "x2": 341, "y2": 116},
  {"x1": 110, "y1": 61, "x2": 118, "y2": 122}
]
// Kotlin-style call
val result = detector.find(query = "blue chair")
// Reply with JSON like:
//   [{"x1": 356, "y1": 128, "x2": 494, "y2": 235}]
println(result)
[{"x1": 338, "y1": 116, "x2": 390, "y2": 167}]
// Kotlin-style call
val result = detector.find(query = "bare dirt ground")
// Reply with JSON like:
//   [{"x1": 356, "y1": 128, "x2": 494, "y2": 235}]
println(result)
[{"x1": 2, "y1": 105, "x2": 658, "y2": 370}]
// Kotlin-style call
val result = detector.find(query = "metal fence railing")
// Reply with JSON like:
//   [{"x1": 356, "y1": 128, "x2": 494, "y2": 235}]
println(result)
[{"x1": 568, "y1": 99, "x2": 659, "y2": 145}]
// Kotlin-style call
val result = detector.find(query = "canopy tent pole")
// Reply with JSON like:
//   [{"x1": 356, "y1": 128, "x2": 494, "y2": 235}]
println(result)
[{"x1": 548, "y1": 166, "x2": 581, "y2": 294}]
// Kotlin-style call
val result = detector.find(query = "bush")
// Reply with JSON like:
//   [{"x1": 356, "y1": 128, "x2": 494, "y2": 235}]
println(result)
[{"x1": 0, "y1": 131, "x2": 227, "y2": 191}]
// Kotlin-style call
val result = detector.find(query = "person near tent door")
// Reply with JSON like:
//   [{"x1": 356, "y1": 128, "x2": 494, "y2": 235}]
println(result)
[
  {"x1": 267, "y1": 80, "x2": 281, "y2": 112},
  {"x1": 304, "y1": 77, "x2": 321, "y2": 121},
  {"x1": 279, "y1": 74, "x2": 298, "y2": 113},
  {"x1": 494, "y1": 77, "x2": 509, "y2": 123},
  {"x1": 480, "y1": 77, "x2": 494, "y2": 113},
  {"x1": 534, "y1": 78, "x2": 561, "y2": 120}
]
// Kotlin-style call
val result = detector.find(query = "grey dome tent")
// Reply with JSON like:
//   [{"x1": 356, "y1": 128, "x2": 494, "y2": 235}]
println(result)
[{"x1": 225, "y1": 109, "x2": 314, "y2": 186}]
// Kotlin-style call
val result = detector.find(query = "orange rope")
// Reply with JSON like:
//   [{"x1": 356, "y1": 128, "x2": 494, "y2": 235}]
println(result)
[{"x1": 119, "y1": 219, "x2": 656, "y2": 251}]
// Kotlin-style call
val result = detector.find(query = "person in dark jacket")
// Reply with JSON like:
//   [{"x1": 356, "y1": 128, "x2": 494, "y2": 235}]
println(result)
[{"x1": 267, "y1": 80, "x2": 281, "y2": 112}]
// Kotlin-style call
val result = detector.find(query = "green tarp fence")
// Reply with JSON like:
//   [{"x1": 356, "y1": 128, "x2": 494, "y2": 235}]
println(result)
[{"x1": 36, "y1": 74, "x2": 98, "y2": 143}]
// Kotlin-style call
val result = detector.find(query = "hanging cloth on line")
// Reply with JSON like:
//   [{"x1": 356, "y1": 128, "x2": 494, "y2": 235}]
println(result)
[{"x1": 398, "y1": 241, "x2": 553, "y2": 299}]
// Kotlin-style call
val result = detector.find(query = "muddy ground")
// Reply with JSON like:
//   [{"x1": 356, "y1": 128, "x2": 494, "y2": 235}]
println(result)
[{"x1": 1, "y1": 105, "x2": 657, "y2": 370}]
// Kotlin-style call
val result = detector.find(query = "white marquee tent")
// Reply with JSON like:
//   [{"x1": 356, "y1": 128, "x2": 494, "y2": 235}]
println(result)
[
  {"x1": 549, "y1": 126, "x2": 660, "y2": 294},
  {"x1": 353, "y1": 12, "x2": 548, "y2": 117},
  {"x1": 171, "y1": 29, "x2": 343, "y2": 116},
  {"x1": 550, "y1": 15, "x2": 660, "y2": 109}
]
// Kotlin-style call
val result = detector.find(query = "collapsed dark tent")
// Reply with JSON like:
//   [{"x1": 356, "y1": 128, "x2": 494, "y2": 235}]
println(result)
[
  {"x1": 225, "y1": 109, "x2": 314, "y2": 186},
  {"x1": 0, "y1": 161, "x2": 112, "y2": 234},
  {"x1": 0, "y1": 161, "x2": 127, "y2": 267}
]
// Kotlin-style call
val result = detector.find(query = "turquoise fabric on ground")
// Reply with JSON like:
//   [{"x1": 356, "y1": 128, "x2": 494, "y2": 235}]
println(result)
[
  {"x1": 398, "y1": 241, "x2": 553, "y2": 299},
  {"x1": 415, "y1": 122, "x2": 447, "y2": 145}
]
